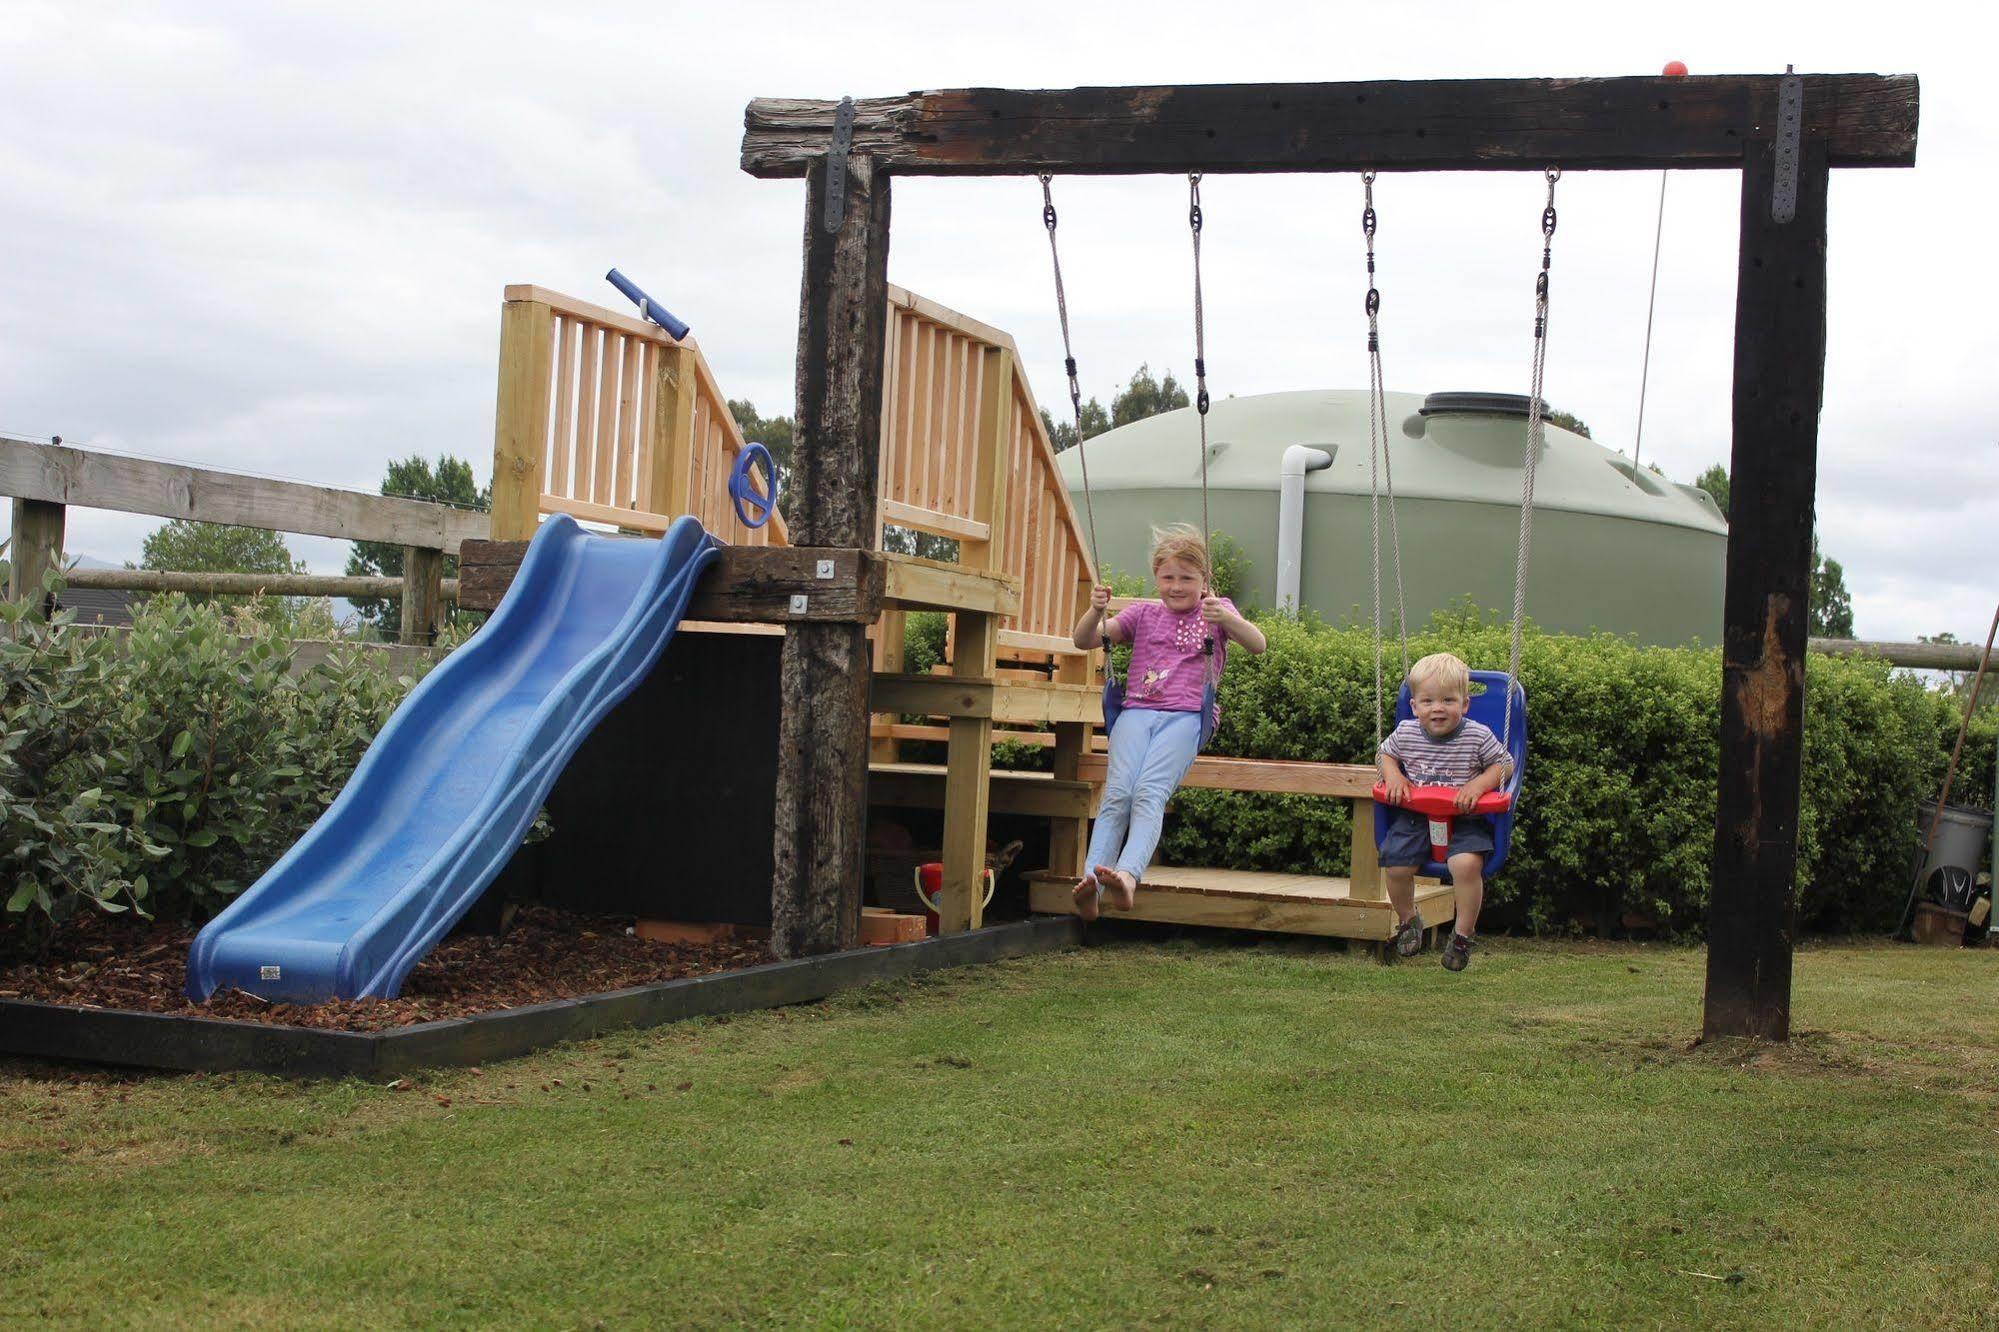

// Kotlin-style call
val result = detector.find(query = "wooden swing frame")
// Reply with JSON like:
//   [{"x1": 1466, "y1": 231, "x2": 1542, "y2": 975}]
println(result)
[{"x1": 741, "y1": 72, "x2": 1921, "y2": 1040}]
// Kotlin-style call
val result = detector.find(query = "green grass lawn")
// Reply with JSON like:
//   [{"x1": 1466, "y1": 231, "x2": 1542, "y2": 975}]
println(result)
[{"x1": 4, "y1": 935, "x2": 1996, "y2": 1329}]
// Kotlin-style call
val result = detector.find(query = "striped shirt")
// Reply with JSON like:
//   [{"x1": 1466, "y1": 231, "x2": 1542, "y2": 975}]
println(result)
[{"x1": 1378, "y1": 718, "x2": 1507, "y2": 787}]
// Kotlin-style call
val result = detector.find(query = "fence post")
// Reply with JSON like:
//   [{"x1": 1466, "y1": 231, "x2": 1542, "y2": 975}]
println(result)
[
  {"x1": 7, "y1": 498, "x2": 65, "y2": 617},
  {"x1": 491, "y1": 297, "x2": 555, "y2": 541},
  {"x1": 400, "y1": 545, "x2": 444, "y2": 644},
  {"x1": 1047, "y1": 571, "x2": 1096, "y2": 880},
  {"x1": 650, "y1": 344, "x2": 699, "y2": 521},
  {"x1": 937, "y1": 344, "x2": 1015, "y2": 933}
]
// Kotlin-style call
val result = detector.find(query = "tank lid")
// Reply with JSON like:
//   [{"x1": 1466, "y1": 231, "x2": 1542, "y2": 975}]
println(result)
[{"x1": 1419, "y1": 391, "x2": 1550, "y2": 419}]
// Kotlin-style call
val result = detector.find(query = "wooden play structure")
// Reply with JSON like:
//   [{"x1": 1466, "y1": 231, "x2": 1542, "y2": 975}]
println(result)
[
  {"x1": 462, "y1": 71, "x2": 1918, "y2": 1043},
  {"x1": 468, "y1": 268, "x2": 1454, "y2": 955}
]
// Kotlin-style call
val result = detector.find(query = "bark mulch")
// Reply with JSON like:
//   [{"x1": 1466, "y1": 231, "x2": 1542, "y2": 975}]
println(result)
[{"x1": 0, "y1": 908, "x2": 772, "y2": 1032}]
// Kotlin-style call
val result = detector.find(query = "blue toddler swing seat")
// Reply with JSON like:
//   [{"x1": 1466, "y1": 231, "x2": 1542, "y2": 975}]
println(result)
[{"x1": 1373, "y1": 670, "x2": 1528, "y2": 881}]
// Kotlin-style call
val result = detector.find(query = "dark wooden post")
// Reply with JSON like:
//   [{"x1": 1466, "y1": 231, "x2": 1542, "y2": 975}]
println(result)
[
  {"x1": 770, "y1": 154, "x2": 891, "y2": 957},
  {"x1": 400, "y1": 545, "x2": 445, "y2": 645},
  {"x1": 7, "y1": 498, "x2": 65, "y2": 618},
  {"x1": 1702, "y1": 137, "x2": 1831, "y2": 1042}
]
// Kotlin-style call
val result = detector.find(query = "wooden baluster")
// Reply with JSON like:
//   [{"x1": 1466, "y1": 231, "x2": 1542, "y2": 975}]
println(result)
[
  {"x1": 491, "y1": 297, "x2": 555, "y2": 540},
  {"x1": 550, "y1": 316, "x2": 577, "y2": 501}
]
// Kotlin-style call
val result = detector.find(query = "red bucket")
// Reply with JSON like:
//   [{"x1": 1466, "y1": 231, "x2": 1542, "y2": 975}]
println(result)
[{"x1": 913, "y1": 862, "x2": 995, "y2": 935}]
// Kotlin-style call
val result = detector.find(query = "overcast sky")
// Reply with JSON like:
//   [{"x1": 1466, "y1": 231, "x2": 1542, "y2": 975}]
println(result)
[{"x1": 2, "y1": 1, "x2": 1988, "y2": 642}]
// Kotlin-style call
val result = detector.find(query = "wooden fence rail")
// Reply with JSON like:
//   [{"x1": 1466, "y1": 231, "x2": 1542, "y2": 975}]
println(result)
[
  {"x1": 62, "y1": 568, "x2": 462, "y2": 603},
  {"x1": 3, "y1": 436, "x2": 485, "y2": 643}
]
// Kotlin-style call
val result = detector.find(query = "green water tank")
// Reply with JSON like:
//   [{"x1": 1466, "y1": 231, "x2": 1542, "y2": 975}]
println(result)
[{"x1": 1055, "y1": 389, "x2": 1727, "y2": 645}]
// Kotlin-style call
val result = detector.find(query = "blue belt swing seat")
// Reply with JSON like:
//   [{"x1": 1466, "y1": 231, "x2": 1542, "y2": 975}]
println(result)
[{"x1": 1099, "y1": 639, "x2": 1220, "y2": 750}]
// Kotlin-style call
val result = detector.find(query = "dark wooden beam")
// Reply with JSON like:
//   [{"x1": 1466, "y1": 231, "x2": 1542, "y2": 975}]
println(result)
[
  {"x1": 457, "y1": 540, "x2": 887, "y2": 622},
  {"x1": 1703, "y1": 138, "x2": 1831, "y2": 1043},
  {"x1": 743, "y1": 75, "x2": 1918, "y2": 177},
  {"x1": 770, "y1": 155, "x2": 892, "y2": 959}
]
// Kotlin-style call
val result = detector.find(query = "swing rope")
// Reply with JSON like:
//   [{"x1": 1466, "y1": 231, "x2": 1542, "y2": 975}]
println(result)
[
  {"x1": 1039, "y1": 175, "x2": 1101, "y2": 580},
  {"x1": 1187, "y1": 173, "x2": 1221, "y2": 687},
  {"x1": 1630, "y1": 169, "x2": 1669, "y2": 479},
  {"x1": 1188, "y1": 174, "x2": 1214, "y2": 553},
  {"x1": 1361, "y1": 171, "x2": 1410, "y2": 751},
  {"x1": 1504, "y1": 167, "x2": 1561, "y2": 753}
]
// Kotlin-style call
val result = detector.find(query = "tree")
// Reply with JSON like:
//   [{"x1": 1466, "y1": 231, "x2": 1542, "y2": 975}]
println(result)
[
  {"x1": 1694, "y1": 463, "x2": 1730, "y2": 519},
  {"x1": 1545, "y1": 407, "x2": 1593, "y2": 439},
  {"x1": 345, "y1": 455, "x2": 490, "y2": 632},
  {"x1": 1039, "y1": 364, "x2": 1186, "y2": 453},
  {"x1": 1110, "y1": 364, "x2": 1190, "y2": 429},
  {"x1": 727, "y1": 399, "x2": 797, "y2": 518},
  {"x1": 1809, "y1": 536, "x2": 1854, "y2": 639},
  {"x1": 1692, "y1": 464, "x2": 1850, "y2": 637},
  {"x1": 136, "y1": 520, "x2": 305, "y2": 625},
  {"x1": 1040, "y1": 399, "x2": 1111, "y2": 453}
]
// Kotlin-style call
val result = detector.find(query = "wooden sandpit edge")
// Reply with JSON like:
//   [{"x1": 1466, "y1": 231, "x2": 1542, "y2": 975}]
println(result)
[{"x1": 0, "y1": 917, "x2": 1082, "y2": 1080}]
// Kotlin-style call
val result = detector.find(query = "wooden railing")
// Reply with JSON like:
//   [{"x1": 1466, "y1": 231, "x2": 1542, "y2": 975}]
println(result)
[
  {"x1": 879, "y1": 287, "x2": 1093, "y2": 655},
  {"x1": 2, "y1": 436, "x2": 487, "y2": 643},
  {"x1": 490, "y1": 283, "x2": 1091, "y2": 649},
  {"x1": 489, "y1": 285, "x2": 784, "y2": 547}
]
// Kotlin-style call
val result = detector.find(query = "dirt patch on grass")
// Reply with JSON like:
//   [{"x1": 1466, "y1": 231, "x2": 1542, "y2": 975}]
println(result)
[{"x1": 0, "y1": 908, "x2": 771, "y2": 1032}]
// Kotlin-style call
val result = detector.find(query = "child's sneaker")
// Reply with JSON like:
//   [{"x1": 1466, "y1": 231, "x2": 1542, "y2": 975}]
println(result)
[
  {"x1": 1391, "y1": 915, "x2": 1425, "y2": 957},
  {"x1": 1441, "y1": 933, "x2": 1476, "y2": 972}
]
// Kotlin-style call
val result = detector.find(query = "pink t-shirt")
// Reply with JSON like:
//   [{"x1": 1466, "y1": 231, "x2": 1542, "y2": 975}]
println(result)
[{"x1": 1112, "y1": 598, "x2": 1234, "y2": 717}]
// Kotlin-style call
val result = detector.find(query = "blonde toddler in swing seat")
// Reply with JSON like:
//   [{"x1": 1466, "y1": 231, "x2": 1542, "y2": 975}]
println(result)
[
  {"x1": 1375, "y1": 651, "x2": 1511, "y2": 971},
  {"x1": 1067, "y1": 524, "x2": 1267, "y2": 921}
]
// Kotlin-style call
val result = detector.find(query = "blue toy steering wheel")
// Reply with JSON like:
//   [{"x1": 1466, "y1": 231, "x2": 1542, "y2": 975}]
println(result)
[{"x1": 728, "y1": 443, "x2": 779, "y2": 529}]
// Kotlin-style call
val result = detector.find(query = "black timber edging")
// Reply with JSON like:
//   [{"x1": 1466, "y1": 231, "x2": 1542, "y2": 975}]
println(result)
[{"x1": 0, "y1": 916, "x2": 1080, "y2": 1080}]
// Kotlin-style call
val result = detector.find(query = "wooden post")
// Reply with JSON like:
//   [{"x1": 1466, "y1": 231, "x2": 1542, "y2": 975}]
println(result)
[
  {"x1": 1702, "y1": 138, "x2": 1831, "y2": 1043},
  {"x1": 651, "y1": 343, "x2": 699, "y2": 518},
  {"x1": 400, "y1": 545, "x2": 444, "y2": 645},
  {"x1": 1348, "y1": 799, "x2": 1385, "y2": 901},
  {"x1": 7, "y1": 498, "x2": 64, "y2": 617},
  {"x1": 491, "y1": 297, "x2": 555, "y2": 541},
  {"x1": 869, "y1": 607, "x2": 908, "y2": 763},
  {"x1": 933, "y1": 345, "x2": 1015, "y2": 933},
  {"x1": 939, "y1": 610, "x2": 997, "y2": 932},
  {"x1": 1047, "y1": 573, "x2": 1096, "y2": 880},
  {"x1": 770, "y1": 154, "x2": 891, "y2": 958}
]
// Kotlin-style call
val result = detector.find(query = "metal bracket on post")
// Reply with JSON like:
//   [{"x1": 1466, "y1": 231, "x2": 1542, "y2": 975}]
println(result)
[
  {"x1": 822, "y1": 96, "x2": 858, "y2": 234},
  {"x1": 1772, "y1": 68, "x2": 1804, "y2": 224}
]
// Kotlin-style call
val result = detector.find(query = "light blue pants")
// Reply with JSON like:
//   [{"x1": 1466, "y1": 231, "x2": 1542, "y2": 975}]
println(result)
[{"x1": 1084, "y1": 707, "x2": 1203, "y2": 884}]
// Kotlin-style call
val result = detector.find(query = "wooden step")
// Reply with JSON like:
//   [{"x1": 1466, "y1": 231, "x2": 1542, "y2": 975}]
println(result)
[{"x1": 1027, "y1": 866, "x2": 1452, "y2": 941}]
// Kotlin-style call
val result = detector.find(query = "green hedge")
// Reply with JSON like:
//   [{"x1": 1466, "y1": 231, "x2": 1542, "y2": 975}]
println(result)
[
  {"x1": 1, "y1": 586, "x2": 429, "y2": 954},
  {"x1": 1156, "y1": 608, "x2": 1989, "y2": 936}
]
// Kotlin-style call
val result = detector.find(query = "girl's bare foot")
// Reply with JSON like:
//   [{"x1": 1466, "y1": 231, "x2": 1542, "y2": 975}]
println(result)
[
  {"x1": 1096, "y1": 865, "x2": 1138, "y2": 912},
  {"x1": 1072, "y1": 872, "x2": 1102, "y2": 922}
]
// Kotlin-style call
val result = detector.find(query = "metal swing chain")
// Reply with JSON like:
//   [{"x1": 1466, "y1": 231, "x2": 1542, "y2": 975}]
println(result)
[
  {"x1": 1039, "y1": 175, "x2": 1101, "y2": 580},
  {"x1": 1361, "y1": 172, "x2": 1410, "y2": 752},
  {"x1": 1188, "y1": 174, "x2": 1214, "y2": 553},
  {"x1": 1505, "y1": 166, "x2": 1560, "y2": 752},
  {"x1": 1188, "y1": 173, "x2": 1221, "y2": 685}
]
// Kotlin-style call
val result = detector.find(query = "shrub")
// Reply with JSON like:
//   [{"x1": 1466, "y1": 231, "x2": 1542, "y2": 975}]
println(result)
[
  {"x1": 1159, "y1": 606, "x2": 1981, "y2": 937},
  {"x1": 1, "y1": 576, "x2": 433, "y2": 955}
]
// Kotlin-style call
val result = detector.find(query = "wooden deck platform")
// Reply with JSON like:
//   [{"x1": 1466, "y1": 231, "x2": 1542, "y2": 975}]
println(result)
[{"x1": 1027, "y1": 866, "x2": 1455, "y2": 943}]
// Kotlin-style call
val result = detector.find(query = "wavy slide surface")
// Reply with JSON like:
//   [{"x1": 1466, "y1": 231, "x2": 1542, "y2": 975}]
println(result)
[{"x1": 187, "y1": 515, "x2": 718, "y2": 1003}]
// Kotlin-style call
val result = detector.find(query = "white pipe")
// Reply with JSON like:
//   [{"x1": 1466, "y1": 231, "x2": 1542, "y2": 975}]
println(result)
[{"x1": 1276, "y1": 446, "x2": 1334, "y2": 613}]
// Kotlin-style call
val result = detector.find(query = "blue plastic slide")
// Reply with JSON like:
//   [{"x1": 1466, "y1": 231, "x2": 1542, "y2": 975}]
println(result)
[{"x1": 186, "y1": 514, "x2": 719, "y2": 1003}]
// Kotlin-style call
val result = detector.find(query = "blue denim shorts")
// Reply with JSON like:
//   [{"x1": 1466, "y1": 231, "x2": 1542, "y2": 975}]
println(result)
[{"x1": 1378, "y1": 804, "x2": 1495, "y2": 868}]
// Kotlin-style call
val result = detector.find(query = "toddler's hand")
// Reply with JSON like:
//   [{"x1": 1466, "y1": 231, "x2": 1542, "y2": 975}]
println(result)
[
  {"x1": 1383, "y1": 773, "x2": 1411, "y2": 805},
  {"x1": 1091, "y1": 584, "x2": 1113, "y2": 611},
  {"x1": 1200, "y1": 594, "x2": 1227, "y2": 624},
  {"x1": 1453, "y1": 783, "x2": 1480, "y2": 813}
]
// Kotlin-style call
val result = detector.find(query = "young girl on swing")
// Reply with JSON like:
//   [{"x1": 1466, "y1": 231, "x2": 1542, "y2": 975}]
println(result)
[{"x1": 1068, "y1": 524, "x2": 1266, "y2": 920}]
